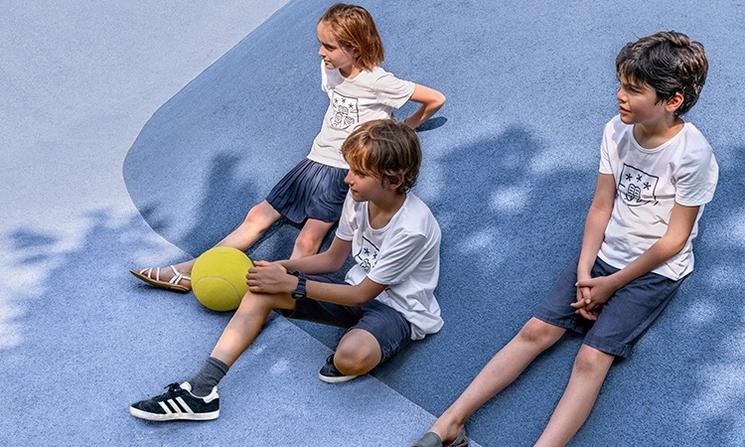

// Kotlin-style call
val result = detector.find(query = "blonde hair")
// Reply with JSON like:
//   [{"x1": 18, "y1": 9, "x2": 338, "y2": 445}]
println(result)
[
  {"x1": 319, "y1": 3, "x2": 384, "y2": 70},
  {"x1": 342, "y1": 120, "x2": 421, "y2": 194}
]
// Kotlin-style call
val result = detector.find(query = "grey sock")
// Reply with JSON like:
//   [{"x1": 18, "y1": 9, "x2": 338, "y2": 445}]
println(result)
[{"x1": 189, "y1": 356, "x2": 229, "y2": 396}]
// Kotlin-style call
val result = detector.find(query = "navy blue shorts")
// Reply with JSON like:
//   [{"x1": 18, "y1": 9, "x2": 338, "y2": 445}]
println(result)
[
  {"x1": 279, "y1": 275, "x2": 412, "y2": 363},
  {"x1": 266, "y1": 158, "x2": 348, "y2": 225},
  {"x1": 533, "y1": 257, "x2": 686, "y2": 358}
]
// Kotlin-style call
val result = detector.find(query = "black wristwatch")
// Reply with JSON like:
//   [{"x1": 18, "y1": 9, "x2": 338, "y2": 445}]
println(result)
[{"x1": 291, "y1": 272, "x2": 307, "y2": 301}]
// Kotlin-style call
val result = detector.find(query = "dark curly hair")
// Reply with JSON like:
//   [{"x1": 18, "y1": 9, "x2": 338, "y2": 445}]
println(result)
[{"x1": 616, "y1": 31, "x2": 708, "y2": 116}]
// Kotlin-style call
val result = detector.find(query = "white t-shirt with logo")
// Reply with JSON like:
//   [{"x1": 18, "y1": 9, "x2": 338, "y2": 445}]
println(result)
[
  {"x1": 598, "y1": 115, "x2": 719, "y2": 280},
  {"x1": 335, "y1": 192, "x2": 443, "y2": 340},
  {"x1": 307, "y1": 62, "x2": 416, "y2": 169}
]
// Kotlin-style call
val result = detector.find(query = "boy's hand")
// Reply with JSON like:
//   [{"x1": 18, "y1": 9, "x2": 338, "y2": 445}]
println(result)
[
  {"x1": 246, "y1": 260, "x2": 295, "y2": 294},
  {"x1": 573, "y1": 272, "x2": 598, "y2": 320},
  {"x1": 574, "y1": 286, "x2": 598, "y2": 320},
  {"x1": 572, "y1": 275, "x2": 620, "y2": 313}
]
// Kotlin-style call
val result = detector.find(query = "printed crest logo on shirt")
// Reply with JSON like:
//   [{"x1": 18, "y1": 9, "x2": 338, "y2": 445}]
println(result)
[
  {"x1": 329, "y1": 91, "x2": 359, "y2": 129},
  {"x1": 618, "y1": 164, "x2": 659, "y2": 206},
  {"x1": 354, "y1": 236, "x2": 379, "y2": 273}
]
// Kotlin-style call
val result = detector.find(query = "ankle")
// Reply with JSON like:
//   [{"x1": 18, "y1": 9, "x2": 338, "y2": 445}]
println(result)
[
  {"x1": 432, "y1": 412, "x2": 466, "y2": 441},
  {"x1": 441, "y1": 409, "x2": 467, "y2": 429}
]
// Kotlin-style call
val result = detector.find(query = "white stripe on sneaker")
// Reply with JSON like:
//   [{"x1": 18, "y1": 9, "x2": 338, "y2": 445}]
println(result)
[
  {"x1": 158, "y1": 401, "x2": 172, "y2": 415},
  {"x1": 167, "y1": 399, "x2": 182, "y2": 414},
  {"x1": 176, "y1": 397, "x2": 194, "y2": 414}
]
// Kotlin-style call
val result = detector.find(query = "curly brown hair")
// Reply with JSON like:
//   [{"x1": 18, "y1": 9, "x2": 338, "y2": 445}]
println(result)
[
  {"x1": 342, "y1": 120, "x2": 421, "y2": 194},
  {"x1": 319, "y1": 3, "x2": 384, "y2": 70}
]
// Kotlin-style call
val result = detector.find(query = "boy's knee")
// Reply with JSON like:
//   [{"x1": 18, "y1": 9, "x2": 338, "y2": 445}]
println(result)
[
  {"x1": 517, "y1": 318, "x2": 562, "y2": 349},
  {"x1": 573, "y1": 346, "x2": 613, "y2": 375},
  {"x1": 236, "y1": 292, "x2": 276, "y2": 314},
  {"x1": 334, "y1": 344, "x2": 379, "y2": 374}
]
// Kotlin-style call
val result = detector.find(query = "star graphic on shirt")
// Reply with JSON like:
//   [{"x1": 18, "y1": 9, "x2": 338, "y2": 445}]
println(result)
[
  {"x1": 636, "y1": 174, "x2": 643, "y2": 182},
  {"x1": 363, "y1": 248, "x2": 369, "y2": 255},
  {"x1": 373, "y1": 253, "x2": 377, "y2": 259},
  {"x1": 643, "y1": 182, "x2": 651, "y2": 190},
  {"x1": 625, "y1": 173, "x2": 632, "y2": 181}
]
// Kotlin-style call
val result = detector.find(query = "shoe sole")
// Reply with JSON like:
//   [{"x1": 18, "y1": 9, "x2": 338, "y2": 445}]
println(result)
[
  {"x1": 317, "y1": 372, "x2": 359, "y2": 384},
  {"x1": 129, "y1": 270, "x2": 190, "y2": 293},
  {"x1": 129, "y1": 406, "x2": 219, "y2": 421}
]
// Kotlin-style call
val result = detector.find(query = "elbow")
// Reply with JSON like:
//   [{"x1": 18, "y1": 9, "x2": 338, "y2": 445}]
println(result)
[
  {"x1": 333, "y1": 257, "x2": 347, "y2": 273},
  {"x1": 661, "y1": 235, "x2": 687, "y2": 257},
  {"x1": 670, "y1": 239, "x2": 687, "y2": 256},
  {"x1": 351, "y1": 290, "x2": 376, "y2": 307},
  {"x1": 352, "y1": 295, "x2": 373, "y2": 307},
  {"x1": 433, "y1": 91, "x2": 446, "y2": 109}
]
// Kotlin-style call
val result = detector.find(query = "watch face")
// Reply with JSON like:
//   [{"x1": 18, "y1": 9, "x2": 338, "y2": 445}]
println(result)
[{"x1": 291, "y1": 292, "x2": 305, "y2": 300}]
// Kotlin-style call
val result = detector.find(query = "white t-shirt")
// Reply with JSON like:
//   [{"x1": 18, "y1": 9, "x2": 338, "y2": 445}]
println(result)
[
  {"x1": 598, "y1": 115, "x2": 719, "y2": 280},
  {"x1": 307, "y1": 62, "x2": 416, "y2": 169},
  {"x1": 335, "y1": 192, "x2": 443, "y2": 340}
]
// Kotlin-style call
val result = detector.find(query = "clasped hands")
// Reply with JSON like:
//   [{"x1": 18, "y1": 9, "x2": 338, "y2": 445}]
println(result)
[
  {"x1": 570, "y1": 274, "x2": 620, "y2": 321},
  {"x1": 245, "y1": 260, "x2": 297, "y2": 294}
]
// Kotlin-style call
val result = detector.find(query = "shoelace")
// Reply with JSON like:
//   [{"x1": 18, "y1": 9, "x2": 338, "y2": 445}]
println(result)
[{"x1": 155, "y1": 382, "x2": 182, "y2": 400}]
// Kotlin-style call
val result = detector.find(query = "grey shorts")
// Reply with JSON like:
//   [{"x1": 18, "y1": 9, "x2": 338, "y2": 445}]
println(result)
[
  {"x1": 533, "y1": 257, "x2": 686, "y2": 358},
  {"x1": 279, "y1": 275, "x2": 412, "y2": 363}
]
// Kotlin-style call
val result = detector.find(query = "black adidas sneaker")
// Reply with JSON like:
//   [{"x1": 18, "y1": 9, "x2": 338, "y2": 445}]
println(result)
[
  {"x1": 129, "y1": 382, "x2": 219, "y2": 421},
  {"x1": 318, "y1": 354, "x2": 359, "y2": 384}
]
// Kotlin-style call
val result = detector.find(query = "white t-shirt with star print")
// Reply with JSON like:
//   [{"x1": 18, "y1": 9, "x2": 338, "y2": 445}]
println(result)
[
  {"x1": 597, "y1": 115, "x2": 719, "y2": 280},
  {"x1": 307, "y1": 62, "x2": 415, "y2": 169},
  {"x1": 335, "y1": 191, "x2": 443, "y2": 340}
]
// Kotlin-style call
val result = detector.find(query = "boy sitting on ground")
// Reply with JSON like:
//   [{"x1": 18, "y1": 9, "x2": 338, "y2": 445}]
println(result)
[
  {"x1": 130, "y1": 119, "x2": 444, "y2": 421},
  {"x1": 413, "y1": 31, "x2": 718, "y2": 447}
]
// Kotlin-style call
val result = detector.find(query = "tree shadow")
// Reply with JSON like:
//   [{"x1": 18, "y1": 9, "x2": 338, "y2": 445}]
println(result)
[{"x1": 367, "y1": 130, "x2": 743, "y2": 446}]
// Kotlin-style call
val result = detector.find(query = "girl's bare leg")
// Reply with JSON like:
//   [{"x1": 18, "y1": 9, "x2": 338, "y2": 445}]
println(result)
[
  {"x1": 141, "y1": 201, "x2": 282, "y2": 289},
  {"x1": 289, "y1": 218, "x2": 335, "y2": 259}
]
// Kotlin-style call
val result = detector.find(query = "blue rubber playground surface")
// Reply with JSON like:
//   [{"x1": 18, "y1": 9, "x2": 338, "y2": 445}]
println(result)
[{"x1": 2, "y1": 1, "x2": 744, "y2": 446}]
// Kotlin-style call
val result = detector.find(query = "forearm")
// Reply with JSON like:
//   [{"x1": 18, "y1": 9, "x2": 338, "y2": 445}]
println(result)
[
  {"x1": 306, "y1": 281, "x2": 369, "y2": 306},
  {"x1": 270, "y1": 272, "x2": 368, "y2": 307},
  {"x1": 577, "y1": 206, "x2": 612, "y2": 276},
  {"x1": 404, "y1": 102, "x2": 443, "y2": 129},
  {"x1": 607, "y1": 236, "x2": 686, "y2": 289},
  {"x1": 278, "y1": 251, "x2": 342, "y2": 275}
]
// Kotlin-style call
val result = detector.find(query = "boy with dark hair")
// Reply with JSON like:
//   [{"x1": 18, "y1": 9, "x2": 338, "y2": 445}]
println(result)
[
  {"x1": 413, "y1": 31, "x2": 718, "y2": 447},
  {"x1": 130, "y1": 119, "x2": 443, "y2": 421}
]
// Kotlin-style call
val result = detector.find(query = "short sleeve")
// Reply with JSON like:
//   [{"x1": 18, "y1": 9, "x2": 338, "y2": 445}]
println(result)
[
  {"x1": 373, "y1": 71, "x2": 415, "y2": 109},
  {"x1": 367, "y1": 231, "x2": 429, "y2": 286},
  {"x1": 335, "y1": 192, "x2": 357, "y2": 241},
  {"x1": 675, "y1": 145, "x2": 719, "y2": 206},
  {"x1": 598, "y1": 121, "x2": 614, "y2": 174}
]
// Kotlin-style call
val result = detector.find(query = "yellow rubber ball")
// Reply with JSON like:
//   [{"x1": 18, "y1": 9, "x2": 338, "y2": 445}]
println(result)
[{"x1": 191, "y1": 247, "x2": 254, "y2": 311}]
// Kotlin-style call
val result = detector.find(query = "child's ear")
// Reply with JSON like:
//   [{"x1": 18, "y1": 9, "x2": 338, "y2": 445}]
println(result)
[
  {"x1": 665, "y1": 92, "x2": 685, "y2": 113},
  {"x1": 383, "y1": 173, "x2": 405, "y2": 191}
]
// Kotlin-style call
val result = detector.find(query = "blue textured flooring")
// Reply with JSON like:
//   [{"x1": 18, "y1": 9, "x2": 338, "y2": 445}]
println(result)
[
  {"x1": 0, "y1": 2, "x2": 466, "y2": 446},
  {"x1": 123, "y1": 1, "x2": 745, "y2": 445},
  {"x1": 4, "y1": 0, "x2": 744, "y2": 446}
]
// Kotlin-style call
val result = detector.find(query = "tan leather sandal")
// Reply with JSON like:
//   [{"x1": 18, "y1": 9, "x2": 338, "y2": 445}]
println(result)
[{"x1": 130, "y1": 265, "x2": 191, "y2": 293}]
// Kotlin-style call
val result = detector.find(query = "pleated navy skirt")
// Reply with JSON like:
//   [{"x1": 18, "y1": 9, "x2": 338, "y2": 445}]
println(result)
[{"x1": 266, "y1": 158, "x2": 348, "y2": 224}]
